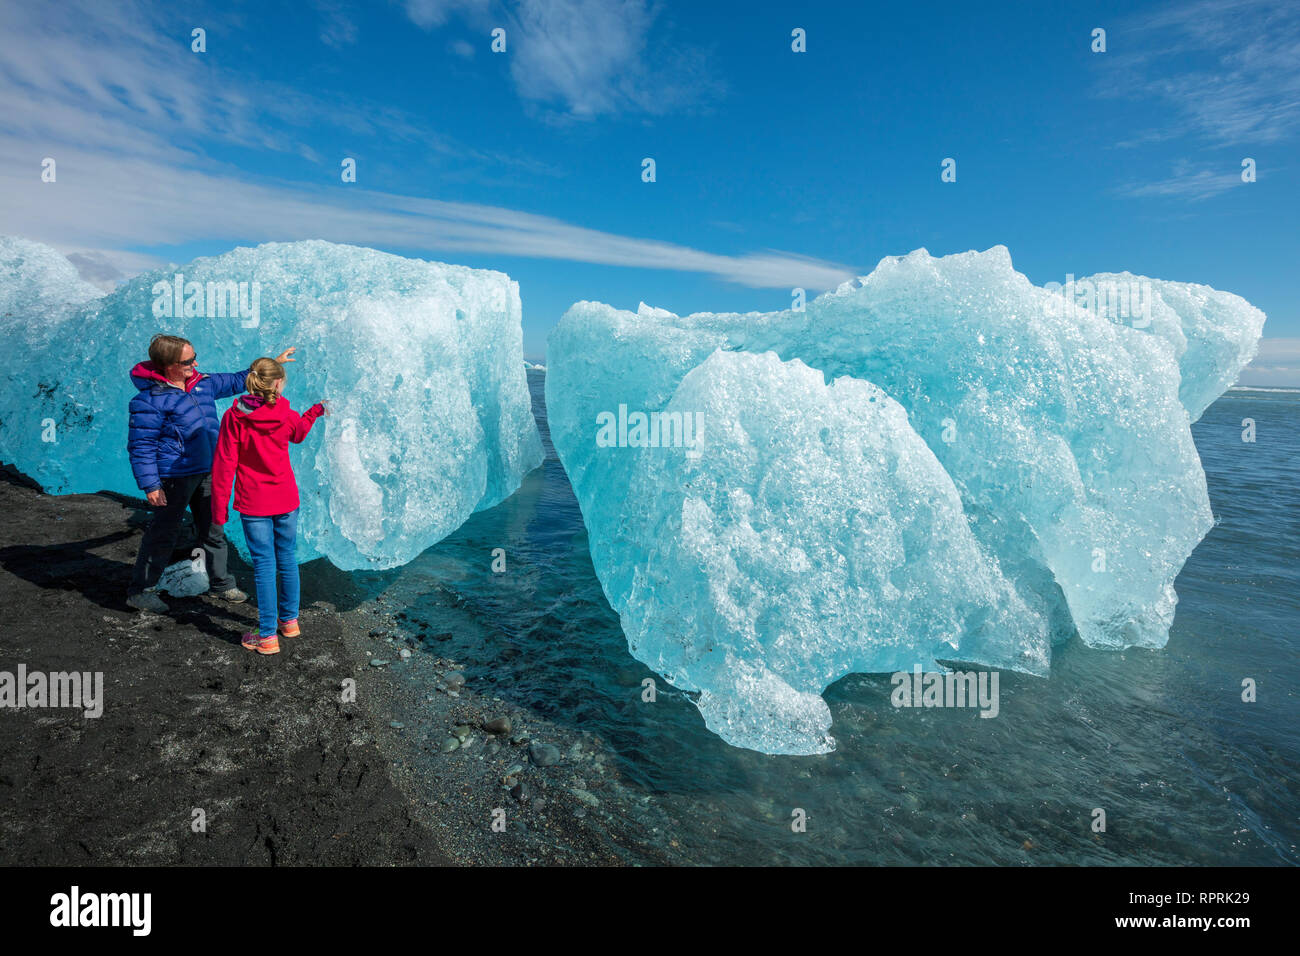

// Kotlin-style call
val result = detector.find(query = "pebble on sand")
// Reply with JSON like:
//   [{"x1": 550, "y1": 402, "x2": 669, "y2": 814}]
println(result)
[
  {"x1": 529, "y1": 742, "x2": 561, "y2": 767},
  {"x1": 483, "y1": 716, "x2": 512, "y2": 735}
]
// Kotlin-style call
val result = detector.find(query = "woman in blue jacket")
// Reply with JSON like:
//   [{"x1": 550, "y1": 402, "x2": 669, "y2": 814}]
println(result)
[{"x1": 125, "y1": 334, "x2": 294, "y2": 613}]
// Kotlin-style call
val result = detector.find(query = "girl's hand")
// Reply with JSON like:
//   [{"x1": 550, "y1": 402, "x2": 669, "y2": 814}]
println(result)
[
  {"x1": 275, "y1": 347, "x2": 297, "y2": 364},
  {"x1": 321, "y1": 400, "x2": 331, "y2": 416}
]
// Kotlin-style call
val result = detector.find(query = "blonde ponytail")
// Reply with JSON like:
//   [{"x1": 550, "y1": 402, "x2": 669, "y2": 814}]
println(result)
[{"x1": 245, "y1": 357, "x2": 285, "y2": 405}]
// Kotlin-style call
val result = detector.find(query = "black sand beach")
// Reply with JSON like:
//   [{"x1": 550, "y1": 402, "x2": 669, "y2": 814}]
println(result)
[{"x1": 0, "y1": 468, "x2": 670, "y2": 866}]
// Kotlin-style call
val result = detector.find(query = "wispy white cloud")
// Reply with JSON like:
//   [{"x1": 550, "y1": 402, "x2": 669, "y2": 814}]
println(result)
[
  {"x1": 0, "y1": 142, "x2": 853, "y2": 289},
  {"x1": 0, "y1": 1, "x2": 557, "y2": 171},
  {"x1": 0, "y1": 0, "x2": 844, "y2": 290},
  {"x1": 401, "y1": 0, "x2": 722, "y2": 118},
  {"x1": 1115, "y1": 160, "x2": 1243, "y2": 201},
  {"x1": 1102, "y1": 0, "x2": 1300, "y2": 144},
  {"x1": 403, "y1": 0, "x2": 490, "y2": 30},
  {"x1": 314, "y1": 0, "x2": 360, "y2": 48}
]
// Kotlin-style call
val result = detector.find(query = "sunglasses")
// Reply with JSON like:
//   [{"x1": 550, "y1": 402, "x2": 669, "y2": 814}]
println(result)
[{"x1": 176, "y1": 355, "x2": 198, "y2": 367}]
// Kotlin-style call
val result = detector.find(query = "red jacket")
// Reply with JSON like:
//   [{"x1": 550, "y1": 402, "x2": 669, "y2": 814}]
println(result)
[{"x1": 211, "y1": 394, "x2": 324, "y2": 523}]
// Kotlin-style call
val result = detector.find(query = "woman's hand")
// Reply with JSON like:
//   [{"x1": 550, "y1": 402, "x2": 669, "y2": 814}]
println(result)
[
  {"x1": 147, "y1": 488, "x2": 167, "y2": 507},
  {"x1": 321, "y1": 400, "x2": 331, "y2": 416},
  {"x1": 275, "y1": 347, "x2": 297, "y2": 364}
]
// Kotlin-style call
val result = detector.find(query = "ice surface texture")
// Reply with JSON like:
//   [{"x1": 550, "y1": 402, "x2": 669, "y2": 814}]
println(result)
[
  {"x1": 0, "y1": 237, "x2": 103, "y2": 343},
  {"x1": 0, "y1": 238, "x2": 543, "y2": 570},
  {"x1": 546, "y1": 246, "x2": 1265, "y2": 754}
]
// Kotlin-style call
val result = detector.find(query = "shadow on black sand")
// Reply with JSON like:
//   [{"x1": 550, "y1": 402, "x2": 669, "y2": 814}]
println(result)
[{"x1": 0, "y1": 465, "x2": 453, "y2": 865}]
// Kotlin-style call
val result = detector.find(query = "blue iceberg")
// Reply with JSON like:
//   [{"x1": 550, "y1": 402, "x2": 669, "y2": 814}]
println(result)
[
  {"x1": 0, "y1": 238, "x2": 543, "y2": 570},
  {"x1": 546, "y1": 246, "x2": 1265, "y2": 754}
]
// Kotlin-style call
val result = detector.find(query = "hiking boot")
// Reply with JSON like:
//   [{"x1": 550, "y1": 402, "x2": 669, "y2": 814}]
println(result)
[
  {"x1": 212, "y1": 587, "x2": 248, "y2": 603},
  {"x1": 127, "y1": 591, "x2": 169, "y2": 613}
]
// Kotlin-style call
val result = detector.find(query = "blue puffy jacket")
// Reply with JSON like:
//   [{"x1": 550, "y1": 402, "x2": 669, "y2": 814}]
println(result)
[{"x1": 127, "y1": 362, "x2": 250, "y2": 493}]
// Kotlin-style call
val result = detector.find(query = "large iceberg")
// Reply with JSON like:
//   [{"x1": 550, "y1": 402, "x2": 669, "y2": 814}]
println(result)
[
  {"x1": 0, "y1": 238, "x2": 543, "y2": 570},
  {"x1": 546, "y1": 246, "x2": 1264, "y2": 754}
]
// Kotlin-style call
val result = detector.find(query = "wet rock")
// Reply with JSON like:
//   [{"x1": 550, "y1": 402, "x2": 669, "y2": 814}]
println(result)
[
  {"x1": 398, "y1": 648, "x2": 412, "y2": 660},
  {"x1": 485, "y1": 740, "x2": 502, "y2": 756},
  {"x1": 483, "y1": 716, "x2": 512, "y2": 735},
  {"x1": 529, "y1": 742, "x2": 560, "y2": 767},
  {"x1": 389, "y1": 721, "x2": 405, "y2": 729},
  {"x1": 505, "y1": 763, "x2": 525, "y2": 777},
  {"x1": 368, "y1": 659, "x2": 390, "y2": 668},
  {"x1": 443, "y1": 671, "x2": 466, "y2": 690},
  {"x1": 441, "y1": 737, "x2": 461, "y2": 753},
  {"x1": 511, "y1": 781, "x2": 530, "y2": 803},
  {"x1": 453, "y1": 725, "x2": 473, "y2": 742},
  {"x1": 571, "y1": 788, "x2": 600, "y2": 807}
]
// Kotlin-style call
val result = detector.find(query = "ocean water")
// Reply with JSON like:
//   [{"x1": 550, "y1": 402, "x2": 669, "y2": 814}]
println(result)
[{"x1": 371, "y1": 371, "x2": 1299, "y2": 865}]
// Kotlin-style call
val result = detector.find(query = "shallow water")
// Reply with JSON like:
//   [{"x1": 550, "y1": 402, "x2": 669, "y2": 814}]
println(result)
[{"x1": 371, "y1": 372, "x2": 1299, "y2": 865}]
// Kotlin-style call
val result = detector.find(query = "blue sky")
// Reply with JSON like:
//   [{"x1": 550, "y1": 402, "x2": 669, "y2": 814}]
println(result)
[{"x1": 2, "y1": 0, "x2": 1297, "y2": 380}]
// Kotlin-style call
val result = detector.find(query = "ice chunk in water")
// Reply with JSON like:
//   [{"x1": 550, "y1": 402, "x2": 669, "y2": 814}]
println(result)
[
  {"x1": 547, "y1": 246, "x2": 1264, "y2": 753},
  {"x1": 616, "y1": 350, "x2": 1048, "y2": 753}
]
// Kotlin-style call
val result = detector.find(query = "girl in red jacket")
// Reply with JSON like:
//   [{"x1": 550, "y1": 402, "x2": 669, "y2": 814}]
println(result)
[{"x1": 212, "y1": 357, "x2": 328, "y2": 655}]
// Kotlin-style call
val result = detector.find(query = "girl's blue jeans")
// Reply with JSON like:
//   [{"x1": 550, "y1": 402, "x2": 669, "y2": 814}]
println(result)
[{"x1": 240, "y1": 509, "x2": 300, "y2": 638}]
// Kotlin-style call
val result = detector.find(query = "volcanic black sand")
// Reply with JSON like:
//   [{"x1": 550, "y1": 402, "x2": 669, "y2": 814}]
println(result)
[{"x1": 0, "y1": 467, "x2": 674, "y2": 866}]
